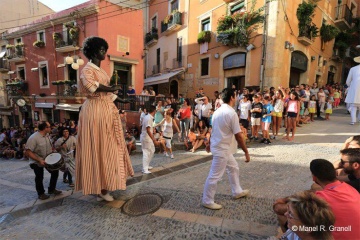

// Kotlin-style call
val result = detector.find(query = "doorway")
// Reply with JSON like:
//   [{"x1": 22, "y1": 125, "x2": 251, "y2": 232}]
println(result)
[
  {"x1": 227, "y1": 76, "x2": 245, "y2": 90},
  {"x1": 289, "y1": 68, "x2": 301, "y2": 88},
  {"x1": 113, "y1": 63, "x2": 131, "y2": 97},
  {"x1": 170, "y1": 80, "x2": 178, "y2": 98}
]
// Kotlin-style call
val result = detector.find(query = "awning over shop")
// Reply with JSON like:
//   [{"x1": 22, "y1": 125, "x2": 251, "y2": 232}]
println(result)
[
  {"x1": 7, "y1": 71, "x2": 15, "y2": 74},
  {"x1": 35, "y1": 102, "x2": 54, "y2": 108},
  {"x1": 144, "y1": 70, "x2": 184, "y2": 86},
  {"x1": 57, "y1": 63, "x2": 66, "y2": 68},
  {"x1": 31, "y1": 68, "x2": 39, "y2": 72},
  {"x1": 55, "y1": 103, "x2": 82, "y2": 112}
]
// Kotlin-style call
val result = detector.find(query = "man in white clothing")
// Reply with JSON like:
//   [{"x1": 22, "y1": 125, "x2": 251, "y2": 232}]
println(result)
[
  {"x1": 195, "y1": 96, "x2": 212, "y2": 127},
  {"x1": 202, "y1": 88, "x2": 250, "y2": 210},
  {"x1": 345, "y1": 56, "x2": 360, "y2": 125},
  {"x1": 140, "y1": 105, "x2": 159, "y2": 174}
]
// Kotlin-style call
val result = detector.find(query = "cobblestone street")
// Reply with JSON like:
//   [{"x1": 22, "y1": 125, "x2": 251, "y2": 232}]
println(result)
[{"x1": 0, "y1": 107, "x2": 357, "y2": 239}]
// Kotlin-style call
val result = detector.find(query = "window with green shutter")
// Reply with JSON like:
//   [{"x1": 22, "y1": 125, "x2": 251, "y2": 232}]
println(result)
[{"x1": 230, "y1": 1, "x2": 245, "y2": 15}]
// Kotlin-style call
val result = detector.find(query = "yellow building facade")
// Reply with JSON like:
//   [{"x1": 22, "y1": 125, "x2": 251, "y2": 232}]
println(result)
[{"x1": 145, "y1": 0, "x2": 359, "y2": 98}]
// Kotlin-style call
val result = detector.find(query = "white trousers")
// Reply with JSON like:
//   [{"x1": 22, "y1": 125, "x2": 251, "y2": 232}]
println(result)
[
  {"x1": 349, "y1": 103, "x2": 360, "y2": 123},
  {"x1": 202, "y1": 153, "x2": 243, "y2": 204},
  {"x1": 141, "y1": 139, "x2": 155, "y2": 172}
]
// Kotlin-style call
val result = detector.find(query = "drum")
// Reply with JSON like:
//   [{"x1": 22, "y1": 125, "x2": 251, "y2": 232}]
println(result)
[{"x1": 45, "y1": 153, "x2": 64, "y2": 171}]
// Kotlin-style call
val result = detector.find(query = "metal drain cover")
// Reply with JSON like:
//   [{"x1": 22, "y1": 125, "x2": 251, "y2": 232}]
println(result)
[{"x1": 122, "y1": 193, "x2": 163, "y2": 216}]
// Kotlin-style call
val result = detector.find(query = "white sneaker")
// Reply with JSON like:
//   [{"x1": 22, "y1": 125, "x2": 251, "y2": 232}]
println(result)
[
  {"x1": 164, "y1": 152, "x2": 169, "y2": 157},
  {"x1": 350, "y1": 122, "x2": 355, "y2": 125},
  {"x1": 142, "y1": 170, "x2": 151, "y2": 174},
  {"x1": 97, "y1": 193, "x2": 114, "y2": 202},
  {"x1": 148, "y1": 166, "x2": 153, "y2": 170},
  {"x1": 233, "y1": 189, "x2": 250, "y2": 199},
  {"x1": 170, "y1": 154, "x2": 174, "y2": 159}
]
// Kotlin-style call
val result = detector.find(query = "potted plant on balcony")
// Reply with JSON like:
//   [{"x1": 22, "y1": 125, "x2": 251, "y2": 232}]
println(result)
[
  {"x1": 334, "y1": 31, "x2": 352, "y2": 58},
  {"x1": 53, "y1": 32, "x2": 64, "y2": 48},
  {"x1": 217, "y1": 1, "x2": 264, "y2": 47},
  {"x1": 164, "y1": 14, "x2": 173, "y2": 24},
  {"x1": 320, "y1": 24, "x2": 340, "y2": 42},
  {"x1": 33, "y1": 40, "x2": 45, "y2": 48},
  {"x1": 6, "y1": 44, "x2": 14, "y2": 49},
  {"x1": 197, "y1": 31, "x2": 212, "y2": 44},
  {"x1": 297, "y1": 2, "x2": 317, "y2": 39}
]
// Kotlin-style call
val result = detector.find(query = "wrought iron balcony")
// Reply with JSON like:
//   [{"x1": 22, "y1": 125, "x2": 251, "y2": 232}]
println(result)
[
  {"x1": 161, "y1": 12, "x2": 182, "y2": 36},
  {"x1": 54, "y1": 30, "x2": 80, "y2": 52},
  {"x1": 153, "y1": 64, "x2": 161, "y2": 74},
  {"x1": 5, "y1": 82, "x2": 28, "y2": 97},
  {"x1": 335, "y1": 4, "x2": 353, "y2": 30},
  {"x1": 7, "y1": 46, "x2": 25, "y2": 63},
  {"x1": 145, "y1": 28, "x2": 159, "y2": 47},
  {"x1": 173, "y1": 56, "x2": 184, "y2": 69}
]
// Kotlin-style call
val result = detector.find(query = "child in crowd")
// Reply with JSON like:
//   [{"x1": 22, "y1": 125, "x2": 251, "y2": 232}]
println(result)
[
  {"x1": 284, "y1": 91, "x2": 300, "y2": 141},
  {"x1": 184, "y1": 127, "x2": 196, "y2": 151},
  {"x1": 261, "y1": 96, "x2": 274, "y2": 144},
  {"x1": 308, "y1": 95, "x2": 316, "y2": 122},
  {"x1": 333, "y1": 88, "x2": 341, "y2": 108},
  {"x1": 238, "y1": 94, "x2": 251, "y2": 140},
  {"x1": 250, "y1": 95, "x2": 263, "y2": 141},
  {"x1": 325, "y1": 97, "x2": 333, "y2": 120}
]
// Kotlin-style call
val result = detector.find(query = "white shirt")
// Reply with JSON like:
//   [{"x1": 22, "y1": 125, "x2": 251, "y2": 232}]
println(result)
[
  {"x1": 195, "y1": 98, "x2": 212, "y2": 118},
  {"x1": 238, "y1": 101, "x2": 251, "y2": 119},
  {"x1": 310, "y1": 88, "x2": 319, "y2": 100},
  {"x1": 210, "y1": 104, "x2": 241, "y2": 155},
  {"x1": 140, "y1": 114, "x2": 154, "y2": 142},
  {"x1": 0, "y1": 133, "x2": 6, "y2": 143}
]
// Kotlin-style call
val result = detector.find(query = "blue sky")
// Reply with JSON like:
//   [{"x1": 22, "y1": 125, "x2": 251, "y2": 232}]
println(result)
[{"x1": 38, "y1": 0, "x2": 89, "y2": 12}]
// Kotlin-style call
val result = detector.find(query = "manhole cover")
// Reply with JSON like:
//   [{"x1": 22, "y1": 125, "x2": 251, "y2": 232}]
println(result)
[{"x1": 122, "y1": 193, "x2": 163, "y2": 216}]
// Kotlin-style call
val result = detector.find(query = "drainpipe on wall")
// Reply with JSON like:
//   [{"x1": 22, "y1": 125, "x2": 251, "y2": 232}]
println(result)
[
  {"x1": 260, "y1": 0, "x2": 268, "y2": 91},
  {"x1": 51, "y1": 21, "x2": 60, "y2": 105}
]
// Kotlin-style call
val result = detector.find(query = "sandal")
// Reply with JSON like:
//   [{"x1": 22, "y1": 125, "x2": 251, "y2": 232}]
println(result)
[{"x1": 63, "y1": 179, "x2": 69, "y2": 183}]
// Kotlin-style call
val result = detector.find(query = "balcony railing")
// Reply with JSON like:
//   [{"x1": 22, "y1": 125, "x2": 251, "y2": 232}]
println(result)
[
  {"x1": 298, "y1": 25, "x2": 314, "y2": 46},
  {"x1": 173, "y1": 56, "x2": 184, "y2": 69},
  {"x1": 54, "y1": 30, "x2": 80, "y2": 52},
  {"x1": 7, "y1": 46, "x2": 25, "y2": 62},
  {"x1": 161, "y1": 12, "x2": 182, "y2": 36},
  {"x1": 5, "y1": 82, "x2": 28, "y2": 97},
  {"x1": 145, "y1": 28, "x2": 159, "y2": 47},
  {"x1": 335, "y1": 4, "x2": 353, "y2": 29},
  {"x1": 153, "y1": 64, "x2": 161, "y2": 74}
]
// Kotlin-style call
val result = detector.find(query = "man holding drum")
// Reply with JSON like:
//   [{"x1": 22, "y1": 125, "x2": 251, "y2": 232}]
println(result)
[
  {"x1": 55, "y1": 129, "x2": 76, "y2": 187},
  {"x1": 26, "y1": 121, "x2": 62, "y2": 200}
]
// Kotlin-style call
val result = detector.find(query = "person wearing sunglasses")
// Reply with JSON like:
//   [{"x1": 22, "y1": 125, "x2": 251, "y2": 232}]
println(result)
[{"x1": 336, "y1": 148, "x2": 360, "y2": 193}]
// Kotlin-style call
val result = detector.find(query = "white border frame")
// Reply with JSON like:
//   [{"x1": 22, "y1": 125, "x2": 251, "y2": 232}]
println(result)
[{"x1": 38, "y1": 61, "x2": 49, "y2": 89}]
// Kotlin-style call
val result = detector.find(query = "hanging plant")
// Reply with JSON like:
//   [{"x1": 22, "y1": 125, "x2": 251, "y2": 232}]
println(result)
[
  {"x1": 296, "y1": 2, "x2": 317, "y2": 38},
  {"x1": 320, "y1": 24, "x2": 340, "y2": 42},
  {"x1": 334, "y1": 31, "x2": 352, "y2": 58},
  {"x1": 33, "y1": 40, "x2": 45, "y2": 48},
  {"x1": 69, "y1": 27, "x2": 79, "y2": 40},
  {"x1": 216, "y1": 0, "x2": 265, "y2": 47},
  {"x1": 197, "y1": 31, "x2": 212, "y2": 44},
  {"x1": 53, "y1": 32, "x2": 62, "y2": 41},
  {"x1": 6, "y1": 44, "x2": 15, "y2": 49}
]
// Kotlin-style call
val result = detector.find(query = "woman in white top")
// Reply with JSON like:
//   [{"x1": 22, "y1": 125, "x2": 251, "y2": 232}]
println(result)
[
  {"x1": 155, "y1": 111, "x2": 180, "y2": 159},
  {"x1": 271, "y1": 89, "x2": 285, "y2": 139}
]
